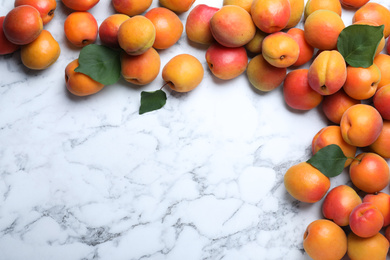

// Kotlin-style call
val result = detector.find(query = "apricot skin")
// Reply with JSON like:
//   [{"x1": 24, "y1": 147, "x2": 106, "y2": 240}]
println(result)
[{"x1": 64, "y1": 12, "x2": 98, "y2": 48}]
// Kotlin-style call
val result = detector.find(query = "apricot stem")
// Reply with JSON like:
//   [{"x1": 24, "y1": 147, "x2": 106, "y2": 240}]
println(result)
[{"x1": 160, "y1": 82, "x2": 170, "y2": 90}]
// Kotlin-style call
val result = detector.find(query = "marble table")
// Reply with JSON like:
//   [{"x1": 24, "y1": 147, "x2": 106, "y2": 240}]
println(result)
[{"x1": 0, "y1": 0, "x2": 389, "y2": 259}]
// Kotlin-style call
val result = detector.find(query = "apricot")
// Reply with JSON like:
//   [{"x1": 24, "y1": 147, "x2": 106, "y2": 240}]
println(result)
[
  {"x1": 353, "y1": 2, "x2": 390, "y2": 38},
  {"x1": 121, "y1": 48, "x2": 160, "y2": 86},
  {"x1": 20, "y1": 29, "x2": 60, "y2": 70},
  {"x1": 284, "y1": 162, "x2": 330, "y2": 203},
  {"x1": 251, "y1": 0, "x2": 290, "y2": 34},
  {"x1": 117, "y1": 15, "x2": 155, "y2": 56},
  {"x1": 340, "y1": 104, "x2": 383, "y2": 147},
  {"x1": 374, "y1": 54, "x2": 390, "y2": 89},
  {"x1": 65, "y1": 59, "x2": 104, "y2": 96},
  {"x1": 350, "y1": 152, "x2": 390, "y2": 193},
  {"x1": 246, "y1": 54, "x2": 286, "y2": 92},
  {"x1": 312, "y1": 125, "x2": 357, "y2": 168},
  {"x1": 261, "y1": 32, "x2": 299, "y2": 68},
  {"x1": 349, "y1": 202, "x2": 384, "y2": 238},
  {"x1": 185, "y1": 4, "x2": 219, "y2": 45},
  {"x1": 307, "y1": 50, "x2": 347, "y2": 95},
  {"x1": 285, "y1": 0, "x2": 304, "y2": 29},
  {"x1": 98, "y1": 14, "x2": 129, "y2": 49},
  {"x1": 61, "y1": 0, "x2": 99, "y2": 11},
  {"x1": 209, "y1": 5, "x2": 256, "y2": 48},
  {"x1": 321, "y1": 89, "x2": 360, "y2": 124},
  {"x1": 353, "y1": 20, "x2": 385, "y2": 56},
  {"x1": 112, "y1": 0, "x2": 152, "y2": 16},
  {"x1": 15, "y1": 0, "x2": 56, "y2": 25},
  {"x1": 223, "y1": 0, "x2": 253, "y2": 14},
  {"x1": 0, "y1": 16, "x2": 19, "y2": 55},
  {"x1": 340, "y1": 0, "x2": 369, "y2": 9},
  {"x1": 245, "y1": 29, "x2": 267, "y2": 54},
  {"x1": 144, "y1": 7, "x2": 183, "y2": 50},
  {"x1": 304, "y1": 0, "x2": 342, "y2": 19},
  {"x1": 3, "y1": 5, "x2": 43, "y2": 45},
  {"x1": 304, "y1": 10, "x2": 345, "y2": 50},
  {"x1": 162, "y1": 54, "x2": 204, "y2": 93},
  {"x1": 374, "y1": 84, "x2": 390, "y2": 120},
  {"x1": 283, "y1": 69, "x2": 323, "y2": 110},
  {"x1": 370, "y1": 120, "x2": 390, "y2": 158},
  {"x1": 363, "y1": 192, "x2": 390, "y2": 227},
  {"x1": 286, "y1": 28, "x2": 314, "y2": 67},
  {"x1": 159, "y1": 0, "x2": 195, "y2": 13},
  {"x1": 348, "y1": 232, "x2": 389, "y2": 260},
  {"x1": 343, "y1": 64, "x2": 381, "y2": 100},
  {"x1": 303, "y1": 219, "x2": 347, "y2": 260},
  {"x1": 322, "y1": 185, "x2": 362, "y2": 227},
  {"x1": 205, "y1": 43, "x2": 248, "y2": 80},
  {"x1": 64, "y1": 11, "x2": 98, "y2": 48}
]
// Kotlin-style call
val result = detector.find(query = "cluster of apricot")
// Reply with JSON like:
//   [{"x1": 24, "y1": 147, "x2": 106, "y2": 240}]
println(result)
[{"x1": 0, "y1": 0, "x2": 60, "y2": 70}]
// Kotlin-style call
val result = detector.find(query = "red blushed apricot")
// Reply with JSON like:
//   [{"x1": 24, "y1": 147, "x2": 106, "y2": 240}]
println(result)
[
  {"x1": 0, "y1": 16, "x2": 20, "y2": 55},
  {"x1": 251, "y1": 0, "x2": 291, "y2": 34},
  {"x1": 353, "y1": 2, "x2": 390, "y2": 38},
  {"x1": 370, "y1": 120, "x2": 390, "y2": 158},
  {"x1": 98, "y1": 14, "x2": 129, "y2": 49},
  {"x1": 321, "y1": 89, "x2": 361, "y2": 124},
  {"x1": 64, "y1": 11, "x2": 98, "y2": 47},
  {"x1": 283, "y1": 69, "x2": 323, "y2": 110},
  {"x1": 340, "y1": 0, "x2": 369, "y2": 8},
  {"x1": 287, "y1": 28, "x2": 314, "y2": 67},
  {"x1": 61, "y1": 0, "x2": 99, "y2": 11},
  {"x1": 373, "y1": 84, "x2": 390, "y2": 120},
  {"x1": 363, "y1": 192, "x2": 390, "y2": 227},
  {"x1": 349, "y1": 202, "x2": 384, "y2": 238}
]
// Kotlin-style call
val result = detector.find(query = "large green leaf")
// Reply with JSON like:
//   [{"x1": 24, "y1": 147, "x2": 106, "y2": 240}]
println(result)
[
  {"x1": 307, "y1": 144, "x2": 347, "y2": 178},
  {"x1": 139, "y1": 90, "x2": 167, "y2": 114}
]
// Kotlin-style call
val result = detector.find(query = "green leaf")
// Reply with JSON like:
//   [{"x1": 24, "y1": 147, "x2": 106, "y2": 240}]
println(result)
[
  {"x1": 75, "y1": 44, "x2": 121, "y2": 85},
  {"x1": 307, "y1": 144, "x2": 347, "y2": 178},
  {"x1": 139, "y1": 90, "x2": 167, "y2": 114},
  {"x1": 337, "y1": 24, "x2": 384, "y2": 68}
]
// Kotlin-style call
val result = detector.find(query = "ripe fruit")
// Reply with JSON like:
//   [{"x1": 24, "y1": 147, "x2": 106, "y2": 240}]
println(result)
[
  {"x1": 286, "y1": 28, "x2": 314, "y2": 67},
  {"x1": 285, "y1": 0, "x2": 304, "y2": 29},
  {"x1": 61, "y1": 0, "x2": 99, "y2": 11},
  {"x1": 162, "y1": 54, "x2": 204, "y2": 93},
  {"x1": 112, "y1": 0, "x2": 152, "y2": 16},
  {"x1": 0, "y1": 16, "x2": 19, "y2": 55},
  {"x1": 223, "y1": 0, "x2": 253, "y2": 14},
  {"x1": 246, "y1": 54, "x2": 286, "y2": 92},
  {"x1": 343, "y1": 64, "x2": 381, "y2": 100},
  {"x1": 304, "y1": 0, "x2": 342, "y2": 19},
  {"x1": 349, "y1": 202, "x2": 384, "y2": 238},
  {"x1": 144, "y1": 7, "x2": 183, "y2": 50},
  {"x1": 98, "y1": 14, "x2": 129, "y2": 49},
  {"x1": 340, "y1": 104, "x2": 383, "y2": 147},
  {"x1": 209, "y1": 5, "x2": 256, "y2": 48},
  {"x1": 322, "y1": 185, "x2": 362, "y2": 227},
  {"x1": 159, "y1": 0, "x2": 195, "y2": 13},
  {"x1": 117, "y1": 15, "x2": 155, "y2": 56},
  {"x1": 353, "y1": 2, "x2": 390, "y2": 38},
  {"x1": 15, "y1": 0, "x2": 57, "y2": 25},
  {"x1": 284, "y1": 162, "x2": 330, "y2": 203},
  {"x1": 185, "y1": 4, "x2": 219, "y2": 45},
  {"x1": 205, "y1": 43, "x2": 248, "y2": 80},
  {"x1": 348, "y1": 232, "x2": 389, "y2": 260},
  {"x1": 363, "y1": 192, "x2": 390, "y2": 227},
  {"x1": 65, "y1": 59, "x2": 104, "y2": 96},
  {"x1": 251, "y1": 0, "x2": 291, "y2": 34},
  {"x1": 321, "y1": 89, "x2": 360, "y2": 124},
  {"x1": 349, "y1": 152, "x2": 390, "y2": 194},
  {"x1": 340, "y1": 0, "x2": 369, "y2": 8},
  {"x1": 261, "y1": 32, "x2": 300, "y2": 68},
  {"x1": 373, "y1": 84, "x2": 390, "y2": 120},
  {"x1": 370, "y1": 120, "x2": 390, "y2": 158},
  {"x1": 245, "y1": 29, "x2": 267, "y2": 54},
  {"x1": 121, "y1": 48, "x2": 160, "y2": 86},
  {"x1": 64, "y1": 12, "x2": 98, "y2": 47},
  {"x1": 374, "y1": 54, "x2": 390, "y2": 89},
  {"x1": 3, "y1": 5, "x2": 43, "y2": 45},
  {"x1": 303, "y1": 219, "x2": 347, "y2": 260},
  {"x1": 20, "y1": 29, "x2": 60, "y2": 70}
]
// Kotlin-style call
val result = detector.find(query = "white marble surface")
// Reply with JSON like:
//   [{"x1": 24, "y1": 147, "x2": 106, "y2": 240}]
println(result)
[{"x1": 0, "y1": 0, "x2": 389, "y2": 259}]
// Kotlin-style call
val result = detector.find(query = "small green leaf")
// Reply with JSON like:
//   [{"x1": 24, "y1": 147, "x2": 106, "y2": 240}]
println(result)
[
  {"x1": 307, "y1": 144, "x2": 347, "y2": 178},
  {"x1": 337, "y1": 24, "x2": 384, "y2": 68},
  {"x1": 139, "y1": 90, "x2": 167, "y2": 114},
  {"x1": 75, "y1": 44, "x2": 121, "y2": 85}
]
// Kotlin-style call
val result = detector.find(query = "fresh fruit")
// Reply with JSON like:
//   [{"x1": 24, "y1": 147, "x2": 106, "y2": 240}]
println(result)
[
  {"x1": 144, "y1": 7, "x2": 183, "y2": 50},
  {"x1": 98, "y1": 14, "x2": 129, "y2": 49},
  {"x1": 373, "y1": 84, "x2": 390, "y2": 120},
  {"x1": 111, "y1": 0, "x2": 152, "y2": 16},
  {"x1": 246, "y1": 54, "x2": 286, "y2": 92},
  {"x1": 343, "y1": 64, "x2": 381, "y2": 100},
  {"x1": 20, "y1": 29, "x2": 60, "y2": 70},
  {"x1": 340, "y1": 104, "x2": 383, "y2": 147},
  {"x1": 307, "y1": 50, "x2": 347, "y2": 95},
  {"x1": 117, "y1": 15, "x2": 155, "y2": 55},
  {"x1": 0, "y1": 16, "x2": 19, "y2": 55},
  {"x1": 162, "y1": 54, "x2": 204, "y2": 93},
  {"x1": 261, "y1": 32, "x2": 300, "y2": 68},
  {"x1": 321, "y1": 89, "x2": 360, "y2": 124},
  {"x1": 185, "y1": 4, "x2": 219, "y2": 45},
  {"x1": 64, "y1": 11, "x2": 98, "y2": 47},
  {"x1": 322, "y1": 185, "x2": 362, "y2": 227},
  {"x1": 374, "y1": 54, "x2": 390, "y2": 89},
  {"x1": 14, "y1": 0, "x2": 56, "y2": 25},
  {"x1": 349, "y1": 202, "x2": 384, "y2": 238},
  {"x1": 349, "y1": 152, "x2": 390, "y2": 193},
  {"x1": 285, "y1": 0, "x2": 304, "y2": 29},
  {"x1": 3, "y1": 5, "x2": 43, "y2": 45},
  {"x1": 222, "y1": 0, "x2": 253, "y2": 14},
  {"x1": 348, "y1": 232, "x2": 389, "y2": 260},
  {"x1": 304, "y1": 0, "x2": 342, "y2": 19},
  {"x1": 205, "y1": 43, "x2": 248, "y2": 80},
  {"x1": 158, "y1": 0, "x2": 195, "y2": 13},
  {"x1": 286, "y1": 28, "x2": 314, "y2": 67},
  {"x1": 363, "y1": 192, "x2": 390, "y2": 227},
  {"x1": 370, "y1": 120, "x2": 390, "y2": 158},
  {"x1": 340, "y1": 0, "x2": 369, "y2": 8},
  {"x1": 353, "y1": 2, "x2": 390, "y2": 38},
  {"x1": 282, "y1": 69, "x2": 323, "y2": 110},
  {"x1": 303, "y1": 219, "x2": 348, "y2": 260},
  {"x1": 251, "y1": 0, "x2": 291, "y2": 34},
  {"x1": 209, "y1": 5, "x2": 256, "y2": 48},
  {"x1": 284, "y1": 162, "x2": 330, "y2": 203},
  {"x1": 65, "y1": 59, "x2": 104, "y2": 96},
  {"x1": 304, "y1": 10, "x2": 345, "y2": 50},
  {"x1": 245, "y1": 29, "x2": 267, "y2": 54},
  {"x1": 61, "y1": 0, "x2": 99, "y2": 11},
  {"x1": 121, "y1": 47, "x2": 160, "y2": 85}
]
